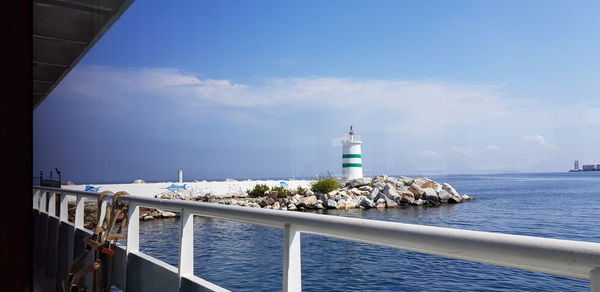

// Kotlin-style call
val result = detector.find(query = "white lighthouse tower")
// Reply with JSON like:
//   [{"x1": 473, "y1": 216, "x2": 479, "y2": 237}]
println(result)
[{"x1": 341, "y1": 126, "x2": 363, "y2": 179}]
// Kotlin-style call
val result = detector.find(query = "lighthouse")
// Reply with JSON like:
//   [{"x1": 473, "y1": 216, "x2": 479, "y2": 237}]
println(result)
[{"x1": 341, "y1": 126, "x2": 363, "y2": 179}]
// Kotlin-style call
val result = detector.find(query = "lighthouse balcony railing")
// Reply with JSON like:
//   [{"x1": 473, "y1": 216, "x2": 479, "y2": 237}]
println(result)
[{"x1": 32, "y1": 186, "x2": 600, "y2": 292}]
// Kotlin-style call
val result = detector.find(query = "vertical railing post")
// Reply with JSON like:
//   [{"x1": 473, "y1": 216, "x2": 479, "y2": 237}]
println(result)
[
  {"x1": 74, "y1": 196, "x2": 85, "y2": 229},
  {"x1": 591, "y1": 267, "x2": 600, "y2": 292},
  {"x1": 48, "y1": 192, "x2": 56, "y2": 217},
  {"x1": 59, "y1": 194, "x2": 69, "y2": 222},
  {"x1": 40, "y1": 191, "x2": 48, "y2": 213},
  {"x1": 33, "y1": 189, "x2": 39, "y2": 209},
  {"x1": 283, "y1": 223, "x2": 301, "y2": 292},
  {"x1": 178, "y1": 210, "x2": 194, "y2": 282},
  {"x1": 126, "y1": 203, "x2": 139, "y2": 254}
]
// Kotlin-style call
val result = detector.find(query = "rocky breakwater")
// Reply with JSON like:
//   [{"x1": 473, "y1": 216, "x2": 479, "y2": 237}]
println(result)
[
  {"x1": 156, "y1": 175, "x2": 474, "y2": 212},
  {"x1": 308, "y1": 175, "x2": 473, "y2": 210}
]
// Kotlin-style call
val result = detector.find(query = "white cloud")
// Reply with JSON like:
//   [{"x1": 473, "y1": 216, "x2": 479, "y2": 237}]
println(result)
[
  {"x1": 521, "y1": 135, "x2": 560, "y2": 151},
  {"x1": 451, "y1": 146, "x2": 476, "y2": 156},
  {"x1": 587, "y1": 107, "x2": 600, "y2": 125},
  {"x1": 421, "y1": 150, "x2": 440, "y2": 157},
  {"x1": 485, "y1": 145, "x2": 501, "y2": 151},
  {"x1": 59, "y1": 65, "x2": 516, "y2": 129}
]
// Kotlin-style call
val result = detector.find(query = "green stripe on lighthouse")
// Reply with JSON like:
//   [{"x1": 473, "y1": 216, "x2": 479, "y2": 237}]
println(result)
[
  {"x1": 342, "y1": 154, "x2": 362, "y2": 158},
  {"x1": 342, "y1": 163, "x2": 363, "y2": 168}
]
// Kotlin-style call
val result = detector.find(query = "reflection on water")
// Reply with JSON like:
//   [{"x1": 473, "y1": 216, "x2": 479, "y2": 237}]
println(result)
[{"x1": 137, "y1": 172, "x2": 599, "y2": 291}]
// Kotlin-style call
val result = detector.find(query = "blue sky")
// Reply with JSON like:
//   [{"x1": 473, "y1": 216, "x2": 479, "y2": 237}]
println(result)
[{"x1": 34, "y1": 0, "x2": 600, "y2": 183}]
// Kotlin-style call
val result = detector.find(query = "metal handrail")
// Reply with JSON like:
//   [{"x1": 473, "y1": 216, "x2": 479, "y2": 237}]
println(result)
[{"x1": 32, "y1": 186, "x2": 600, "y2": 292}]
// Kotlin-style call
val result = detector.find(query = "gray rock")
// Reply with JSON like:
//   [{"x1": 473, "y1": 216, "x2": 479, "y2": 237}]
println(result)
[
  {"x1": 298, "y1": 195, "x2": 318, "y2": 207},
  {"x1": 422, "y1": 188, "x2": 439, "y2": 201},
  {"x1": 398, "y1": 191, "x2": 415, "y2": 204},
  {"x1": 350, "y1": 178, "x2": 372, "y2": 188},
  {"x1": 358, "y1": 185, "x2": 373, "y2": 192},
  {"x1": 336, "y1": 199, "x2": 356, "y2": 209},
  {"x1": 461, "y1": 194, "x2": 474, "y2": 201},
  {"x1": 407, "y1": 185, "x2": 425, "y2": 199},
  {"x1": 287, "y1": 203, "x2": 297, "y2": 211},
  {"x1": 305, "y1": 190, "x2": 315, "y2": 196},
  {"x1": 143, "y1": 216, "x2": 154, "y2": 221},
  {"x1": 442, "y1": 183, "x2": 462, "y2": 203},
  {"x1": 413, "y1": 178, "x2": 428, "y2": 187},
  {"x1": 385, "y1": 197, "x2": 398, "y2": 208},
  {"x1": 360, "y1": 198, "x2": 375, "y2": 208},
  {"x1": 368, "y1": 188, "x2": 379, "y2": 200},
  {"x1": 438, "y1": 190, "x2": 451, "y2": 203},
  {"x1": 383, "y1": 183, "x2": 401, "y2": 199},
  {"x1": 318, "y1": 193, "x2": 329, "y2": 203},
  {"x1": 326, "y1": 199, "x2": 338, "y2": 209},
  {"x1": 350, "y1": 188, "x2": 362, "y2": 196},
  {"x1": 372, "y1": 180, "x2": 386, "y2": 190},
  {"x1": 260, "y1": 196, "x2": 276, "y2": 207},
  {"x1": 374, "y1": 192, "x2": 387, "y2": 202}
]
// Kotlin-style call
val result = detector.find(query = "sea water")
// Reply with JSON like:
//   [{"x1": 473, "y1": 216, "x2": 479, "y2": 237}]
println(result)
[{"x1": 137, "y1": 172, "x2": 599, "y2": 291}]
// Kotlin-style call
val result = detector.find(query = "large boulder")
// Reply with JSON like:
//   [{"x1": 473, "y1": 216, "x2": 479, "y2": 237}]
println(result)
[
  {"x1": 350, "y1": 188, "x2": 362, "y2": 196},
  {"x1": 358, "y1": 185, "x2": 373, "y2": 192},
  {"x1": 371, "y1": 176, "x2": 387, "y2": 190},
  {"x1": 375, "y1": 198, "x2": 386, "y2": 208},
  {"x1": 260, "y1": 196, "x2": 276, "y2": 207},
  {"x1": 421, "y1": 181, "x2": 437, "y2": 189},
  {"x1": 385, "y1": 197, "x2": 398, "y2": 208},
  {"x1": 360, "y1": 198, "x2": 376, "y2": 208},
  {"x1": 438, "y1": 190, "x2": 451, "y2": 203},
  {"x1": 442, "y1": 183, "x2": 462, "y2": 203},
  {"x1": 413, "y1": 178, "x2": 428, "y2": 187},
  {"x1": 407, "y1": 185, "x2": 424, "y2": 199},
  {"x1": 368, "y1": 188, "x2": 379, "y2": 200},
  {"x1": 349, "y1": 178, "x2": 372, "y2": 188},
  {"x1": 297, "y1": 195, "x2": 318, "y2": 208},
  {"x1": 325, "y1": 199, "x2": 338, "y2": 209},
  {"x1": 398, "y1": 191, "x2": 415, "y2": 204},
  {"x1": 383, "y1": 184, "x2": 400, "y2": 199},
  {"x1": 461, "y1": 194, "x2": 475, "y2": 201},
  {"x1": 422, "y1": 188, "x2": 439, "y2": 201}
]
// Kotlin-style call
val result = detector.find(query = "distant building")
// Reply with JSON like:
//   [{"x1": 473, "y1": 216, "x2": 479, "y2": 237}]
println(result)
[
  {"x1": 582, "y1": 164, "x2": 597, "y2": 171},
  {"x1": 574, "y1": 160, "x2": 579, "y2": 170}
]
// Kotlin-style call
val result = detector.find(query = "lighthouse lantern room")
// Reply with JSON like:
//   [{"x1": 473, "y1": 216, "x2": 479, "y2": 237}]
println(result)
[{"x1": 342, "y1": 126, "x2": 363, "y2": 179}]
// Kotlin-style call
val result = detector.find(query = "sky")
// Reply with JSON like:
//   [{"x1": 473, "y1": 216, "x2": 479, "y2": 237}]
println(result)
[{"x1": 34, "y1": 0, "x2": 600, "y2": 183}]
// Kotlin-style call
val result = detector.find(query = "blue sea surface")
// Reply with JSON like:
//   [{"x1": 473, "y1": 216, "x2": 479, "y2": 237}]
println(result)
[{"x1": 136, "y1": 172, "x2": 600, "y2": 291}]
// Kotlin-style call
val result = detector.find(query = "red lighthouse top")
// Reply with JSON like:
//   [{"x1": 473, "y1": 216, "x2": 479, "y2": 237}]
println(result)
[{"x1": 349, "y1": 125, "x2": 355, "y2": 136}]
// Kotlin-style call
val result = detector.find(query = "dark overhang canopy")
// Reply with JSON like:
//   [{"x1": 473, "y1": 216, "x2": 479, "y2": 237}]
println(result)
[{"x1": 33, "y1": 0, "x2": 134, "y2": 109}]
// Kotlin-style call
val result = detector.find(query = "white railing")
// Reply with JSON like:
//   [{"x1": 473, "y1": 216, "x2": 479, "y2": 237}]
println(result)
[{"x1": 33, "y1": 186, "x2": 600, "y2": 292}]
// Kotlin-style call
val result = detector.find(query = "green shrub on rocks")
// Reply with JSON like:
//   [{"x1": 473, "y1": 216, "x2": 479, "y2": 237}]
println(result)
[
  {"x1": 311, "y1": 177, "x2": 341, "y2": 194},
  {"x1": 271, "y1": 186, "x2": 292, "y2": 198},
  {"x1": 295, "y1": 186, "x2": 308, "y2": 196},
  {"x1": 404, "y1": 180, "x2": 414, "y2": 187},
  {"x1": 248, "y1": 184, "x2": 270, "y2": 197}
]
